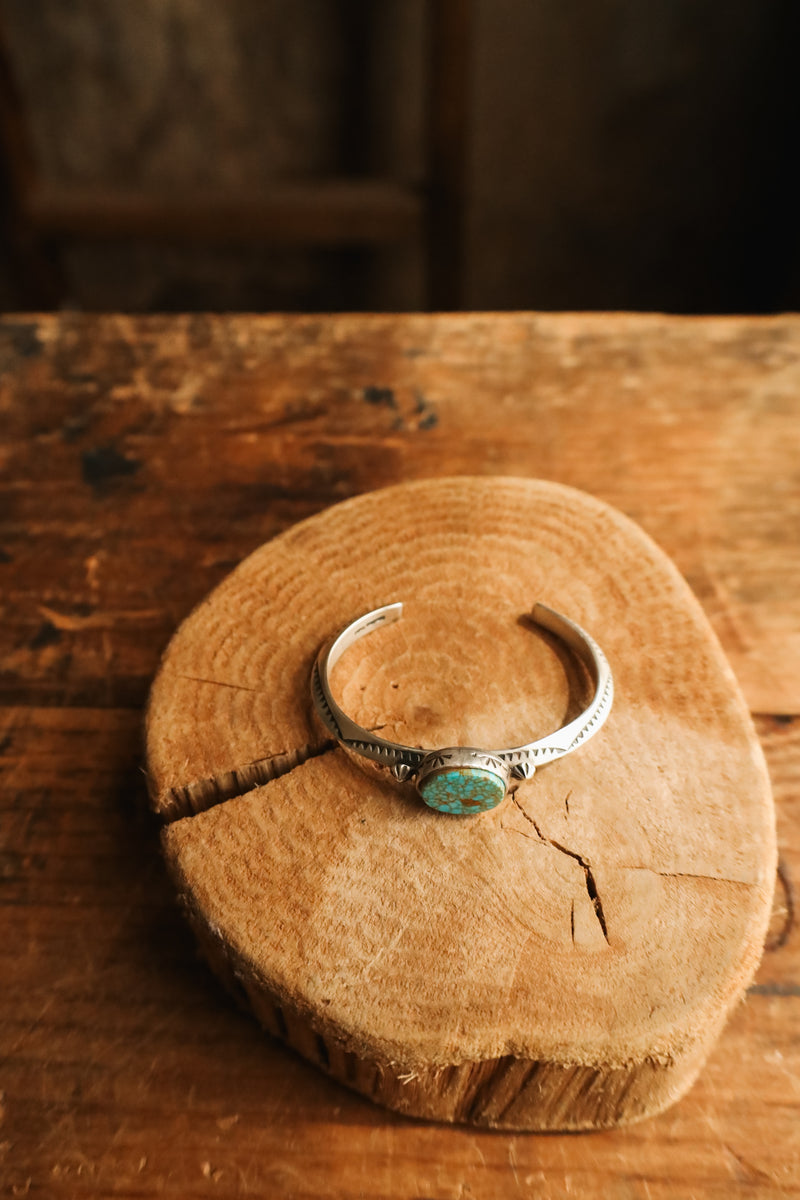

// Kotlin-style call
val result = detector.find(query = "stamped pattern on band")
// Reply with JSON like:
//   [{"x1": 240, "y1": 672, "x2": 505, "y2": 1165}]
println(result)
[{"x1": 566, "y1": 672, "x2": 614, "y2": 754}]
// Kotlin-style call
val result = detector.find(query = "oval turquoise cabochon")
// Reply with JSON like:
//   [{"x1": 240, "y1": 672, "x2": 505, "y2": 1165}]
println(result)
[{"x1": 417, "y1": 766, "x2": 507, "y2": 814}]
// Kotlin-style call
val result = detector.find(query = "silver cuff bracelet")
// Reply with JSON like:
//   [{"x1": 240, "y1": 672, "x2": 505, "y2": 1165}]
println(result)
[{"x1": 311, "y1": 602, "x2": 613, "y2": 814}]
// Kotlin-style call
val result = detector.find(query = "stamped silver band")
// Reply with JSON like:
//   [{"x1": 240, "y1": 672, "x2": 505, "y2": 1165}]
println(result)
[{"x1": 311, "y1": 602, "x2": 613, "y2": 813}]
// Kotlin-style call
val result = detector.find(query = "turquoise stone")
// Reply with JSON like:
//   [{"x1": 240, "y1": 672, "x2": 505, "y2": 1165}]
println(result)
[{"x1": 418, "y1": 767, "x2": 506, "y2": 815}]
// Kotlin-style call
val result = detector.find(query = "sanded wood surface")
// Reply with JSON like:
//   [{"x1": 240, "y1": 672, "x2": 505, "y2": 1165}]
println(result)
[
  {"x1": 1, "y1": 313, "x2": 799, "y2": 1189},
  {"x1": 148, "y1": 476, "x2": 775, "y2": 1130}
]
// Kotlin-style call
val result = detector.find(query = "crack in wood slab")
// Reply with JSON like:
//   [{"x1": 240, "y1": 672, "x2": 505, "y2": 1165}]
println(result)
[
  {"x1": 178, "y1": 673, "x2": 263, "y2": 693},
  {"x1": 158, "y1": 737, "x2": 336, "y2": 822},
  {"x1": 510, "y1": 794, "x2": 610, "y2": 944},
  {"x1": 156, "y1": 717, "x2": 394, "y2": 823},
  {"x1": 617, "y1": 864, "x2": 756, "y2": 887}
]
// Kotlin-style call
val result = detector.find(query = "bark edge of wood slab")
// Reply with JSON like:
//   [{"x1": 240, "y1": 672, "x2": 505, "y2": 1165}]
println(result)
[{"x1": 146, "y1": 476, "x2": 776, "y2": 1130}]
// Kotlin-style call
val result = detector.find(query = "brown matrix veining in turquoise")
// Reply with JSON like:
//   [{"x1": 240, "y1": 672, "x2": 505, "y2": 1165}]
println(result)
[{"x1": 417, "y1": 766, "x2": 506, "y2": 814}]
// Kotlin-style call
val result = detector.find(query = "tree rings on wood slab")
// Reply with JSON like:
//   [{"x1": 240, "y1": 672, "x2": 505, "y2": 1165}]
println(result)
[{"x1": 145, "y1": 476, "x2": 776, "y2": 1130}]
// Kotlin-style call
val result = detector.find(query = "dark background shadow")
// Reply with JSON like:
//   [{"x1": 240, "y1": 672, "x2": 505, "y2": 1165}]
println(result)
[{"x1": 1, "y1": 0, "x2": 798, "y2": 313}]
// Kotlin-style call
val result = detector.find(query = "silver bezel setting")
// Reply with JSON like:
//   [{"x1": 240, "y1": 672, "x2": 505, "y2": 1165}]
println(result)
[{"x1": 414, "y1": 746, "x2": 512, "y2": 794}]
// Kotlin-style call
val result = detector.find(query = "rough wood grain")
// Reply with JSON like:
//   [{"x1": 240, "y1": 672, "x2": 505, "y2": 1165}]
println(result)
[
  {"x1": 1, "y1": 312, "x2": 798, "y2": 1193},
  {"x1": 147, "y1": 477, "x2": 776, "y2": 1129},
  {"x1": 2, "y1": 312, "x2": 799, "y2": 713}
]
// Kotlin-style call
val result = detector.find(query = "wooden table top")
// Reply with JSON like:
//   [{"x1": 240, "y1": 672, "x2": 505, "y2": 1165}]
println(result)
[{"x1": 1, "y1": 312, "x2": 798, "y2": 1198}]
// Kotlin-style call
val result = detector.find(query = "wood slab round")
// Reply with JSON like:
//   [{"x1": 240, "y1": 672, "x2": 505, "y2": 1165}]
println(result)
[{"x1": 146, "y1": 477, "x2": 775, "y2": 1130}]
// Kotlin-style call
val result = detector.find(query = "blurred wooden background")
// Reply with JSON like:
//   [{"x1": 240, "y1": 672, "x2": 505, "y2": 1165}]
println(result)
[{"x1": 1, "y1": 0, "x2": 798, "y2": 313}]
